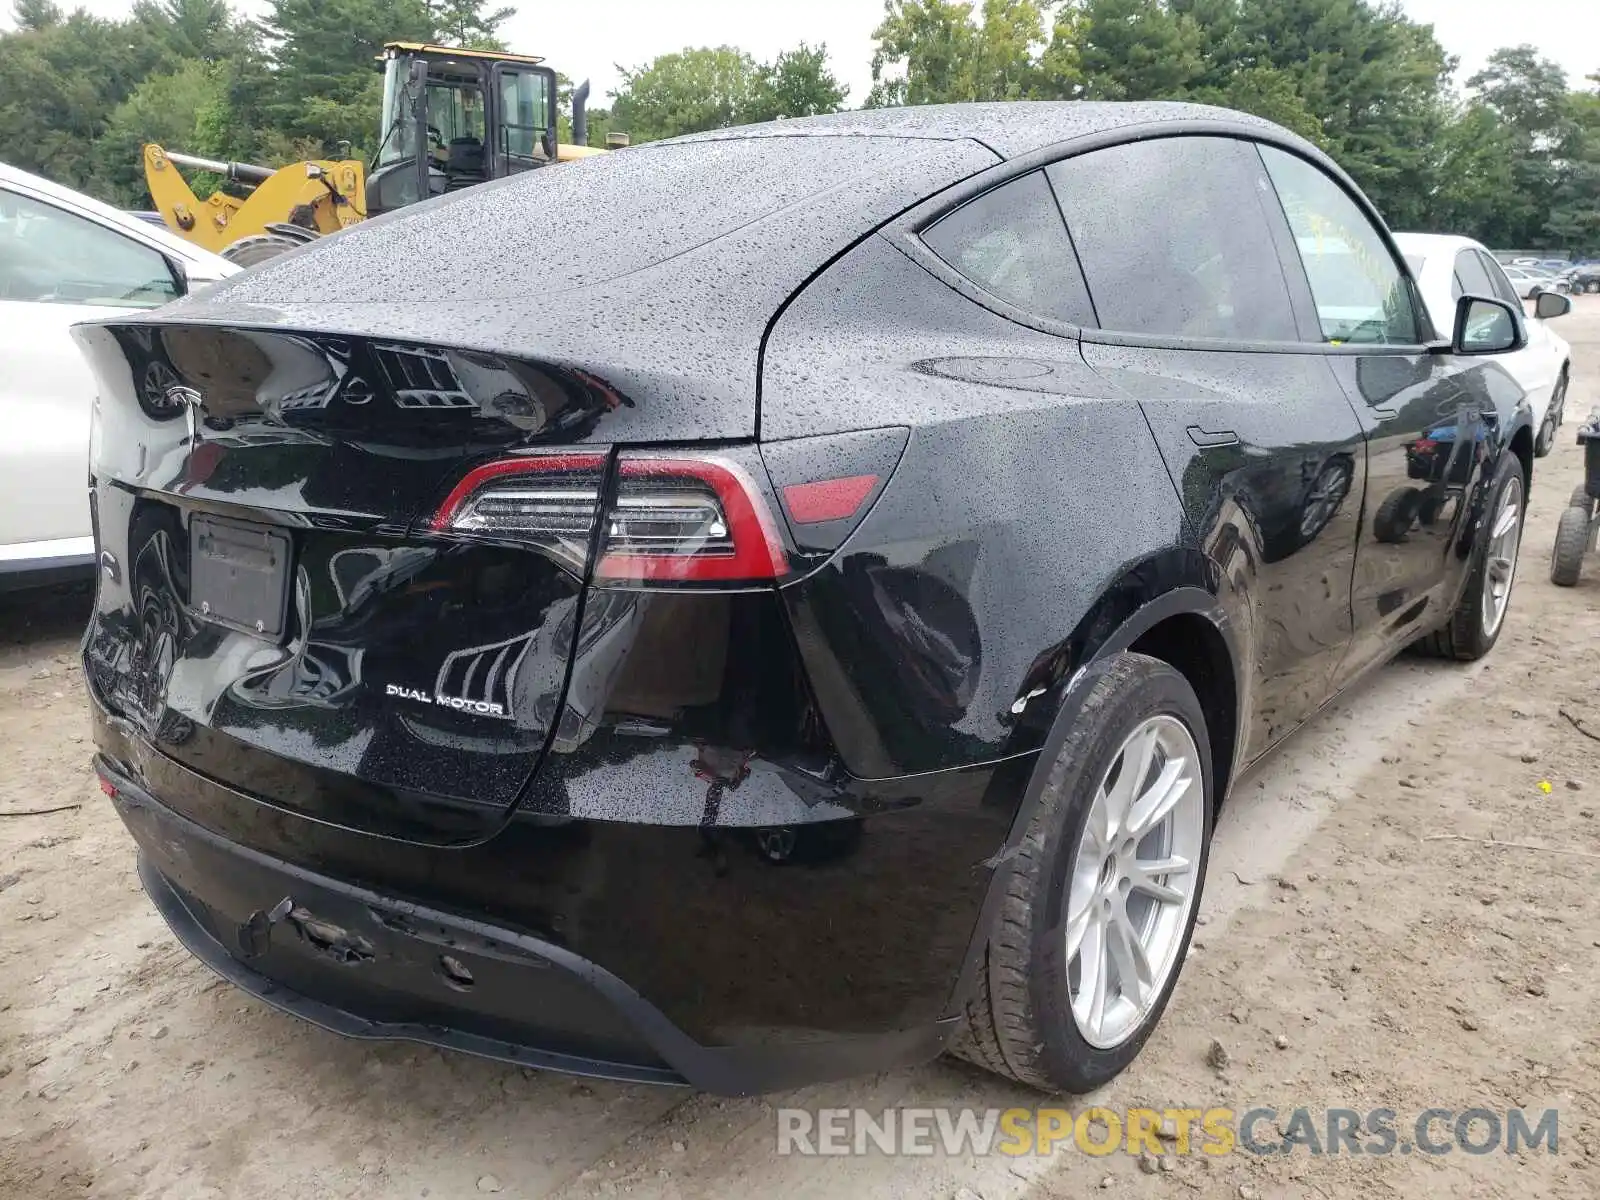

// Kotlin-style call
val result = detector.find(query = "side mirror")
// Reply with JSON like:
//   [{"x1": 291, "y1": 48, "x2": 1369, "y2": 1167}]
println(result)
[
  {"x1": 1452, "y1": 294, "x2": 1524, "y2": 356},
  {"x1": 1535, "y1": 291, "x2": 1573, "y2": 321}
]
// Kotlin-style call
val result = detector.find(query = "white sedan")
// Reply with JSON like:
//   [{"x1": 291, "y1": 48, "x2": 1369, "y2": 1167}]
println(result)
[
  {"x1": 1501, "y1": 263, "x2": 1567, "y2": 299},
  {"x1": 0, "y1": 163, "x2": 237, "y2": 589},
  {"x1": 1396, "y1": 232, "x2": 1573, "y2": 457}
]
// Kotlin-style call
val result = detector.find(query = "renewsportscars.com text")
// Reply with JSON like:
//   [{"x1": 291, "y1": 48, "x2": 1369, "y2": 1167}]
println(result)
[{"x1": 775, "y1": 1106, "x2": 1559, "y2": 1157}]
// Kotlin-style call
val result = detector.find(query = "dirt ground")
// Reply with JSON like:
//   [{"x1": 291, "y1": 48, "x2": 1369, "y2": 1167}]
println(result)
[{"x1": 4, "y1": 306, "x2": 1600, "y2": 1200}]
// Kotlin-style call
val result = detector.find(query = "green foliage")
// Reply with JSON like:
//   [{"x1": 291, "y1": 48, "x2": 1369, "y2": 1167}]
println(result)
[
  {"x1": 258, "y1": 0, "x2": 432, "y2": 153},
  {"x1": 609, "y1": 43, "x2": 848, "y2": 142},
  {"x1": 868, "y1": 0, "x2": 1053, "y2": 106},
  {"x1": 11, "y1": 0, "x2": 61, "y2": 31},
  {"x1": 426, "y1": 0, "x2": 514, "y2": 50},
  {"x1": 751, "y1": 43, "x2": 850, "y2": 122}
]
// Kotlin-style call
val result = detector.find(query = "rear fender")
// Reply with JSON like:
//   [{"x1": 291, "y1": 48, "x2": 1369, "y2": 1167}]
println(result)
[{"x1": 944, "y1": 579, "x2": 1243, "y2": 1020}]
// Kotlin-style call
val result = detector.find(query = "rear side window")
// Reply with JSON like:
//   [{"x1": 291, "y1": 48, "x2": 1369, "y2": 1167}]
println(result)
[
  {"x1": 1258, "y1": 145, "x2": 1420, "y2": 345},
  {"x1": 1046, "y1": 136, "x2": 1299, "y2": 342},
  {"x1": 1479, "y1": 252, "x2": 1522, "y2": 308},
  {"x1": 921, "y1": 170, "x2": 1096, "y2": 326},
  {"x1": 1453, "y1": 249, "x2": 1494, "y2": 300}
]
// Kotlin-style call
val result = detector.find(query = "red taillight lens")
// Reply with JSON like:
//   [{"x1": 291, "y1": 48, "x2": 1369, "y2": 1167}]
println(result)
[
  {"x1": 429, "y1": 451, "x2": 788, "y2": 585},
  {"x1": 430, "y1": 453, "x2": 607, "y2": 571},
  {"x1": 596, "y1": 454, "x2": 788, "y2": 584}
]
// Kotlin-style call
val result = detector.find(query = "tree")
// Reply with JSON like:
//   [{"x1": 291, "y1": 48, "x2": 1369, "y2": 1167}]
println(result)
[
  {"x1": 1461, "y1": 45, "x2": 1580, "y2": 247},
  {"x1": 0, "y1": 9, "x2": 174, "y2": 188},
  {"x1": 1425, "y1": 102, "x2": 1528, "y2": 246},
  {"x1": 426, "y1": 0, "x2": 514, "y2": 50},
  {"x1": 609, "y1": 43, "x2": 847, "y2": 142},
  {"x1": 1076, "y1": 0, "x2": 1205, "y2": 101},
  {"x1": 610, "y1": 47, "x2": 765, "y2": 142},
  {"x1": 1545, "y1": 86, "x2": 1600, "y2": 254},
  {"x1": 11, "y1": 0, "x2": 60, "y2": 31},
  {"x1": 749, "y1": 43, "x2": 849, "y2": 121},
  {"x1": 257, "y1": 0, "x2": 433, "y2": 153},
  {"x1": 867, "y1": 0, "x2": 1051, "y2": 107},
  {"x1": 91, "y1": 58, "x2": 232, "y2": 205}
]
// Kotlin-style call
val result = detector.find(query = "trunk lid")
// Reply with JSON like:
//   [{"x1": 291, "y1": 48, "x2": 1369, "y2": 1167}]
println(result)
[{"x1": 77, "y1": 323, "x2": 609, "y2": 845}]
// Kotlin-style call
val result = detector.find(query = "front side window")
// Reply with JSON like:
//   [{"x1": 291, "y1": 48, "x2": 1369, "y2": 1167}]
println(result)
[
  {"x1": 1258, "y1": 145, "x2": 1419, "y2": 345},
  {"x1": 0, "y1": 189, "x2": 177, "y2": 308},
  {"x1": 1046, "y1": 136, "x2": 1299, "y2": 342},
  {"x1": 921, "y1": 170, "x2": 1095, "y2": 326}
]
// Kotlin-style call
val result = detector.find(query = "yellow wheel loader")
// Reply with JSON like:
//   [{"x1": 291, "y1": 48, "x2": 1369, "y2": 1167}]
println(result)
[{"x1": 144, "y1": 42, "x2": 616, "y2": 265}]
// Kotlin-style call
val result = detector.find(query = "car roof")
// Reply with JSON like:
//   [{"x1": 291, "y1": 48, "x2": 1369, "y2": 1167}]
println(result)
[
  {"x1": 1392, "y1": 232, "x2": 1488, "y2": 257},
  {"x1": 667, "y1": 100, "x2": 1293, "y2": 160},
  {"x1": 0, "y1": 160, "x2": 235, "y2": 273}
]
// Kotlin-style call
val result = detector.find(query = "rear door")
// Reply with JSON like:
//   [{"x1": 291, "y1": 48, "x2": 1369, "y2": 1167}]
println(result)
[
  {"x1": 1253, "y1": 146, "x2": 1500, "y2": 682},
  {"x1": 0, "y1": 183, "x2": 180, "y2": 554},
  {"x1": 1050, "y1": 135, "x2": 1369, "y2": 760}
]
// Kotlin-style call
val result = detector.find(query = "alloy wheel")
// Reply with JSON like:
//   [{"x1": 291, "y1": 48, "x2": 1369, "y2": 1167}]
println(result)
[
  {"x1": 1481, "y1": 476, "x2": 1523, "y2": 638},
  {"x1": 1066, "y1": 714, "x2": 1205, "y2": 1049}
]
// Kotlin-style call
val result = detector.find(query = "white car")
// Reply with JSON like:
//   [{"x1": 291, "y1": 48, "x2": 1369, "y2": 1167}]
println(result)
[
  {"x1": 1500, "y1": 263, "x2": 1567, "y2": 299},
  {"x1": 1397, "y1": 232, "x2": 1573, "y2": 457},
  {"x1": 0, "y1": 163, "x2": 237, "y2": 589}
]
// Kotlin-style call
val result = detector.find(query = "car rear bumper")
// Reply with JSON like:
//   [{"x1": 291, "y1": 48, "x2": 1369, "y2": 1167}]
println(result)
[{"x1": 104, "y1": 758, "x2": 958, "y2": 1095}]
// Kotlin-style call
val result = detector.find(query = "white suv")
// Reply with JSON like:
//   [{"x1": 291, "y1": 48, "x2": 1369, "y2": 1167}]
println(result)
[
  {"x1": 0, "y1": 163, "x2": 237, "y2": 589},
  {"x1": 1396, "y1": 232, "x2": 1573, "y2": 457}
]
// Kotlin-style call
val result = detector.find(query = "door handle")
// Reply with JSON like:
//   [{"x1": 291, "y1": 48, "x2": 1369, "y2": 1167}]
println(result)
[
  {"x1": 1186, "y1": 425, "x2": 1239, "y2": 448},
  {"x1": 1370, "y1": 406, "x2": 1401, "y2": 422}
]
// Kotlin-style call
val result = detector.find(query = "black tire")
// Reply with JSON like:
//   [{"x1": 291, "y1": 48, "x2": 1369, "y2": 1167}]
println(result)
[
  {"x1": 1414, "y1": 454, "x2": 1524, "y2": 661},
  {"x1": 1536, "y1": 372, "x2": 1568, "y2": 458},
  {"x1": 1536, "y1": 415, "x2": 1556, "y2": 457},
  {"x1": 1551, "y1": 505, "x2": 1590, "y2": 587},
  {"x1": 1373, "y1": 487, "x2": 1423, "y2": 544},
  {"x1": 221, "y1": 231, "x2": 314, "y2": 267},
  {"x1": 948, "y1": 652, "x2": 1213, "y2": 1093},
  {"x1": 1570, "y1": 485, "x2": 1593, "y2": 511}
]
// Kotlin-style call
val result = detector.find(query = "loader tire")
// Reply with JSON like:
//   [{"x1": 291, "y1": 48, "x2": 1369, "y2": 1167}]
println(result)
[{"x1": 222, "y1": 232, "x2": 314, "y2": 267}]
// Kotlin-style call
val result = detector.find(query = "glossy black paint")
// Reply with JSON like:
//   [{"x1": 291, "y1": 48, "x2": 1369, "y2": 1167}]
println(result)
[{"x1": 79, "y1": 104, "x2": 1533, "y2": 1092}]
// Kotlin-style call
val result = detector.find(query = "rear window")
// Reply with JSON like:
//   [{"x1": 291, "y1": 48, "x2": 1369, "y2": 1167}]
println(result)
[{"x1": 921, "y1": 171, "x2": 1095, "y2": 325}]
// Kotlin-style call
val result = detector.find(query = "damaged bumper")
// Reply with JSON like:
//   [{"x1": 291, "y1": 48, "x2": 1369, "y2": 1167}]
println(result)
[{"x1": 104, "y1": 759, "x2": 956, "y2": 1095}]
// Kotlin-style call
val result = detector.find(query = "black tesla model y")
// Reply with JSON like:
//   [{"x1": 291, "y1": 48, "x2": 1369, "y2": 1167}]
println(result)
[{"x1": 75, "y1": 102, "x2": 1534, "y2": 1095}]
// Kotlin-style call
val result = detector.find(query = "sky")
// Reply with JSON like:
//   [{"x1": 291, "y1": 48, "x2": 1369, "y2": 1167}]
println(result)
[{"x1": 8, "y1": 0, "x2": 1598, "y2": 107}]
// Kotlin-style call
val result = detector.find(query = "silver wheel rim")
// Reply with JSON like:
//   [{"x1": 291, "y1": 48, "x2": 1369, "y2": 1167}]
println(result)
[
  {"x1": 1299, "y1": 460, "x2": 1350, "y2": 538},
  {"x1": 1067, "y1": 714, "x2": 1205, "y2": 1050},
  {"x1": 1481, "y1": 477, "x2": 1523, "y2": 638}
]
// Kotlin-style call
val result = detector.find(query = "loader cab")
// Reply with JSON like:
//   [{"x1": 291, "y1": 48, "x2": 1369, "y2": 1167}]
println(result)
[{"x1": 368, "y1": 42, "x2": 559, "y2": 216}]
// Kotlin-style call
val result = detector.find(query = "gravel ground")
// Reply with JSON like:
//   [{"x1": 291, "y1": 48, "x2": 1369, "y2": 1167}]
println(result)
[{"x1": 3, "y1": 303, "x2": 1599, "y2": 1200}]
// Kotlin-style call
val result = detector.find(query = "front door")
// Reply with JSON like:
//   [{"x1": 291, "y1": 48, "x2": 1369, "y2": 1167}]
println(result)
[{"x1": 1252, "y1": 146, "x2": 1501, "y2": 680}]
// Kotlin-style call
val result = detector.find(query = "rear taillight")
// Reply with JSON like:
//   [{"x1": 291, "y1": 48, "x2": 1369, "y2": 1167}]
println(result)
[
  {"x1": 429, "y1": 450, "x2": 788, "y2": 585},
  {"x1": 599, "y1": 455, "x2": 788, "y2": 583},
  {"x1": 431, "y1": 453, "x2": 607, "y2": 573}
]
